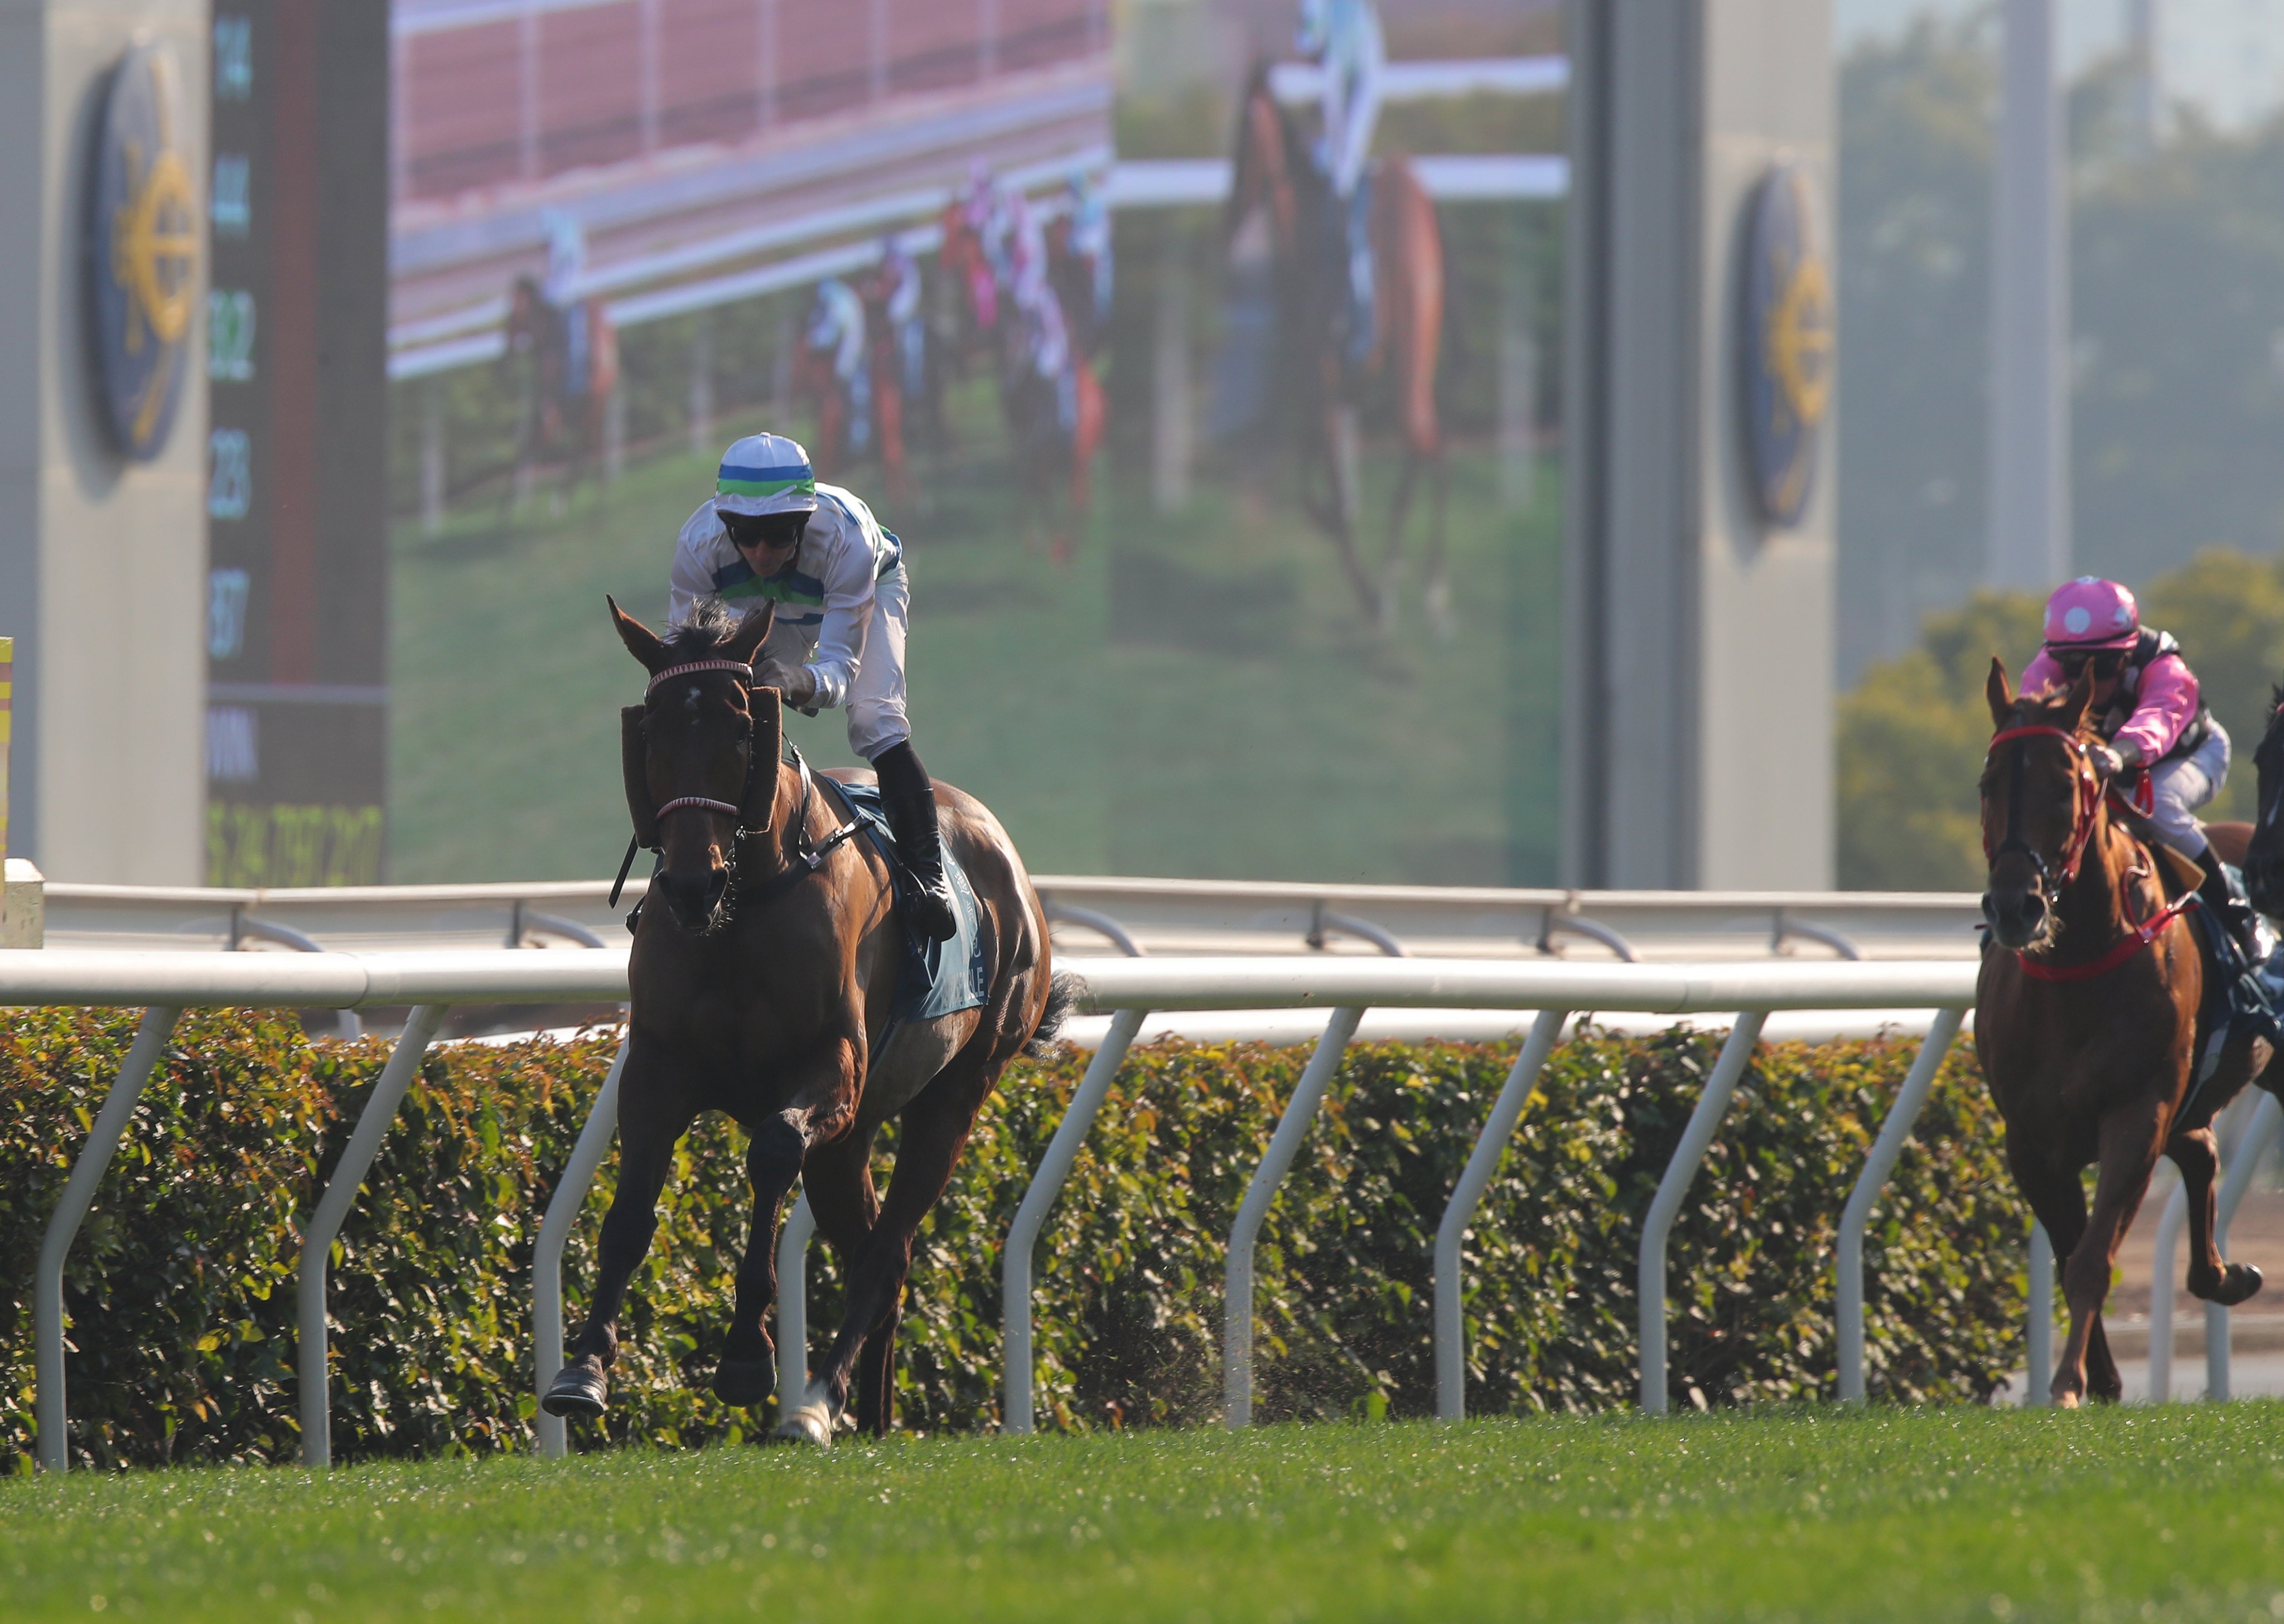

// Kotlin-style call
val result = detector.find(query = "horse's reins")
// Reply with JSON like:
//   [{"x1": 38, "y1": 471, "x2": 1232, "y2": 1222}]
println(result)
[
  {"x1": 1984, "y1": 722, "x2": 2194, "y2": 983},
  {"x1": 608, "y1": 658, "x2": 864, "y2": 911}
]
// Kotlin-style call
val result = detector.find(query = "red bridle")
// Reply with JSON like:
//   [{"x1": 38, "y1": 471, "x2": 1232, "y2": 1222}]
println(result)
[{"x1": 1982, "y1": 724, "x2": 2103, "y2": 890}]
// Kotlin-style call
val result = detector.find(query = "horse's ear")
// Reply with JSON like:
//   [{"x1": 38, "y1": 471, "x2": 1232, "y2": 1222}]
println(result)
[
  {"x1": 2060, "y1": 664, "x2": 2095, "y2": 729},
  {"x1": 609, "y1": 594, "x2": 668, "y2": 674},
  {"x1": 726, "y1": 603, "x2": 775, "y2": 666},
  {"x1": 1985, "y1": 656, "x2": 2014, "y2": 728}
]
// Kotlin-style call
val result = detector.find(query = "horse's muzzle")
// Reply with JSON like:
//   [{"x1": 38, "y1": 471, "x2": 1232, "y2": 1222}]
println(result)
[
  {"x1": 1981, "y1": 884, "x2": 2049, "y2": 951},
  {"x1": 657, "y1": 863, "x2": 730, "y2": 934}
]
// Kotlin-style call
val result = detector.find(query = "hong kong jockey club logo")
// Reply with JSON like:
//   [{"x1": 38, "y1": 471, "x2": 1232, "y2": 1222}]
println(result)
[
  {"x1": 1739, "y1": 156, "x2": 1833, "y2": 529},
  {"x1": 88, "y1": 41, "x2": 199, "y2": 461}
]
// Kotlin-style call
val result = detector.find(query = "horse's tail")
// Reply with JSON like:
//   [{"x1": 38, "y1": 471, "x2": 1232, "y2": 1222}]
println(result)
[{"x1": 1024, "y1": 970, "x2": 1085, "y2": 1058}]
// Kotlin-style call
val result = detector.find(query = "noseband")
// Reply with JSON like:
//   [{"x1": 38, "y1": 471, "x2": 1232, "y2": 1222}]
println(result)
[
  {"x1": 1983, "y1": 724, "x2": 2103, "y2": 891},
  {"x1": 646, "y1": 659, "x2": 764, "y2": 827}
]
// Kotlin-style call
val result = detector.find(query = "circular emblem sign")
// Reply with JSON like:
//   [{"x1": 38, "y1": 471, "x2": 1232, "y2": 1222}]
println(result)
[
  {"x1": 1740, "y1": 158, "x2": 1832, "y2": 528},
  {"x1": 88, "y1": 41, "x2": 199, "y2": 461}
]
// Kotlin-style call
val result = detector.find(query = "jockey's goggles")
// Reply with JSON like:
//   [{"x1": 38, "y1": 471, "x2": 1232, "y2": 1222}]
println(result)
[{"x1": 2052, "y1": 647, "x2": 2127, "y2": 680}]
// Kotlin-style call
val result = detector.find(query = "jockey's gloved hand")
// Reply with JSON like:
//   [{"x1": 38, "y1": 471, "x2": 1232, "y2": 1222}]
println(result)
[
  {"x1": 760, "y1": 659, "x2": 819, "y2": 711},
  {"x1": 2089, "y1": 741, "x2": 2135, "y2": 780}
]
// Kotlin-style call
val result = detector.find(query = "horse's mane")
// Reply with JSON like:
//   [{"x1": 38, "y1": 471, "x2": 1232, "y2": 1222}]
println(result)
[{"x1": 665, "y1": 597, "x2": 745, "y2": 660}]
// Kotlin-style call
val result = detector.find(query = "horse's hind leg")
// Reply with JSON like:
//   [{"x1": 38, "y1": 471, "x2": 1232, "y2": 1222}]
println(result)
[
  {"x1": 713, "y1": 1113, "x2": 808, "y2": 1409},
  {"x1": 809, "y1": 1049, "x2": 1005, "y2": 1438},
  {"x1": 546, "y1": 1071, "x2": 696, "y2": 1419},
  {"x1": 852, "y1": 1285, "x2": 905, "y2": 1438}
]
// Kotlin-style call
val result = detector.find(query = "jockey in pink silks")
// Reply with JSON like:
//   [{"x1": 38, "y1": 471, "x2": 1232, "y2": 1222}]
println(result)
[{"x1": 2022, "y1": 576, "x2": 2261, "y2": 960}]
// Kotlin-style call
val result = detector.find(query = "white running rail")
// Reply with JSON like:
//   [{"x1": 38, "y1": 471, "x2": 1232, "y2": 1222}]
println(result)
[{"x1": 19, "y1": 948, "x2": 2050, "y2": 1468}]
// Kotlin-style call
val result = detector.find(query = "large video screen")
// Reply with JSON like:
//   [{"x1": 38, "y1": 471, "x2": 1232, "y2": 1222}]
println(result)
[{"x1": 385, "y1": 0, "x2": 1562, "y2": 886}]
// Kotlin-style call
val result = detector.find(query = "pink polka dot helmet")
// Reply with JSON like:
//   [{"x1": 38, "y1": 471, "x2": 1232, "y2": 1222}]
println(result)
[{"x1": 2042, "y1": 576, "x2": 2140, "y2": 651}]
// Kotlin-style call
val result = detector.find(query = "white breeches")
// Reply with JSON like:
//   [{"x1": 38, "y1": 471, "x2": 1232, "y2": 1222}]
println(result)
[
  {"x1": 846, "y1": 563, "x2": 911, "y2": 763},
  {"x1": 2146, "y1": 722, "x2": 2230, "y2": 858}
]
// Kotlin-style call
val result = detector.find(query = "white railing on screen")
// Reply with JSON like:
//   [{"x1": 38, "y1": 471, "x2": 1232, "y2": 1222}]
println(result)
[{"x1": 17, "y1": 946, "x2": 2145, "y2": 1475}]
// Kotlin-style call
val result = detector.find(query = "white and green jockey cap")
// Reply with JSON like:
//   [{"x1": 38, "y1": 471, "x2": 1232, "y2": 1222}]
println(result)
[{"x1": 712, "y1": 432, "x2": 819, "y2": 518}]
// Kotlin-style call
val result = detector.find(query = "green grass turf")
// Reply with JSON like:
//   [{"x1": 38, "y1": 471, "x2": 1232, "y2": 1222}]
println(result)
[
  {"x1": 387, "y1": 383, "x2": 1563, "y2": 886},
  {"x1": 10, "y1": 1406, "x2": 2284, "y2": 1622}
]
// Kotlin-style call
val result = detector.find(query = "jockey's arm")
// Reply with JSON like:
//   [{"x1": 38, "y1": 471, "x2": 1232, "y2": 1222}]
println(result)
[
  {"x1": 799, "y1": 530, "x2": 881, "y2": 710},
  {"x1": 2114, "y1": 654, "x2": 2201, "y2": 767}
]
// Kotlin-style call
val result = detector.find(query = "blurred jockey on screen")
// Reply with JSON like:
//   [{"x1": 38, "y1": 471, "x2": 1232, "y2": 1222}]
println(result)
[
  {"x1": 808, "y1": 277, "x2": 871, "y2": 456},
  {"x1": 2022, "y1": 575, "x2": 2260, "y2": 960},
  {"x1": 1297, "y1": 0, "x2": 1383, "y2": 364},
  {"x1": 668, "y1": 432, "x2": 957, "y2": 941}
]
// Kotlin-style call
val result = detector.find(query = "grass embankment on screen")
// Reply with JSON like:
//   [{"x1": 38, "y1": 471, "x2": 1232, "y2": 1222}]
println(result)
[
  {"x1": 387, "y1": 391, "x2": 1563, "y2": 886},
  {"x1": 9, "y1": 1406, "x2": 2284, "y2": 1623}
]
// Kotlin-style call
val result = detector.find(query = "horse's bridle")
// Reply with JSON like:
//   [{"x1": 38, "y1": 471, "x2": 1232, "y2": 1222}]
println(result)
[
  {"x1": 645, "y1": 658, "x2": 765, "y2": 825},
  {"x1": 612, "y1": 656, "x2": 865, "y2": 913},
  {"x1": 1983, "y1": 724, "x2": 2103, "y2": 892}
]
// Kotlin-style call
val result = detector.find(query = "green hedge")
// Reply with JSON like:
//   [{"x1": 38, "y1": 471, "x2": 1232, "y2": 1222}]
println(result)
[{"x1": 1, "y1": 1011, "x2": 2029, "y2": 1471}]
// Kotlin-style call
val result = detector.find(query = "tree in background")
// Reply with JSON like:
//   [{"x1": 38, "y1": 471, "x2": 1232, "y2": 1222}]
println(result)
[
  {"x1": 1836, "y1": 23, "x2": 2284, "y2": 682},
  {"x1": 1839, "y1": 552, "x2": 2284, "y2": 889}
]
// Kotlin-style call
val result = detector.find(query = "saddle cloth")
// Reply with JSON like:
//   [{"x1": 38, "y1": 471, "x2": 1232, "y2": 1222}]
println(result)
[{"x1": 819, "y1": 777, "x2": 989, "y2": 1024}]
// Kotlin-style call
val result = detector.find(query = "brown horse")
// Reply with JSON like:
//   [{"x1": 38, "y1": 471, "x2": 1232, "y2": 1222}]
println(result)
[
  {"x1": 503, "y1": 273, "x2": 620, "y2": 505},
  {"x1": 1976, "y1": 658, "x2": 2274, "y2": 1406},
  {"x1": 1228, "y1": 65, "x2": 1447, "y2": 632},
  {"x1": 542, "y1": 596, "x2": 1069, "y2": 1442}
]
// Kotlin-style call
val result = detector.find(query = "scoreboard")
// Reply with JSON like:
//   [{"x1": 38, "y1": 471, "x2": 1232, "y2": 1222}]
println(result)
[{"x1": 204, "y1": 1, "x2": 390, "y2": 886}]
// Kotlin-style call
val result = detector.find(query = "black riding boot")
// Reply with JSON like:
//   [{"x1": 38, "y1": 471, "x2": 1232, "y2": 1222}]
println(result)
[
  {"x1": 873, "y1": 741, "x2": 959, "y2": 942},
  {"x1": 2196, "y1": 846, "x2": 2264, "y2": 967}
]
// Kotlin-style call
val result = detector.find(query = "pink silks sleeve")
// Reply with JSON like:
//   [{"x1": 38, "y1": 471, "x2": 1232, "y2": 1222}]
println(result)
[{"x1": 2114, "y1": 652, "x2": 2201, "y2": 763}]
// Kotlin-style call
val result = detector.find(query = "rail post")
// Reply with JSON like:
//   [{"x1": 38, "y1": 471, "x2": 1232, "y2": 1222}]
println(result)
[
  {"x1": 1639, "y1": 1012, "x2": 1766, "y2": 1413},
  {"x1": 2147, "y1": 1179, "x2": 2187, "y2": 1401},
  {"x1": 533, "y1": 1035, "x2": 629, "y2": 1459},
  {"x1": 1433, "y1": 1008, "x2": 1566, "y2": 1422},
  {"x1": 1002, "y1": 1007, "x2": 1147, "y2": 1434},
  {"x1": 1224, "y1": 1005, "x2": 1364, "y2": 1428},
  {"x1": 1836, "y1": 1008, "x2": 1962, "y2": 1404},
  {"x1": 298, "y1": 1003, "x2": 445, "y2": 1469},
  {"x1": 2024, "y1": 1222, "x2": 2053, "y2": 1407},
  {"x1": 34, "y1": 1007, "x2": 181, "y2": 1472},
  {"x1": 2206, "y1": 1090, "x2": 2283, "y2": 1403},
  {"x1": 776, "y1": 1192, "x2": 816, "y2": 1405}
]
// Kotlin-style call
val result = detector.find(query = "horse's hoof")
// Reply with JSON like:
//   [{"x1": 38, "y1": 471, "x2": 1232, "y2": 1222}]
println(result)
[
  {"x1": 769, "y1": 1381, "x2": 841, "y2": 1447},
  {"x1": 2053, "y1": 1388, "x2": 2082, "y2": 1411},
  {"x1": 542, "y1": 1362, "x2": 608, "y2": 1419},
  {"x1": 712, "y1": 1357, "x2": 777, "y2": 1408},
  {"x1": 2220, "y1": 1263, "x2": 2266, "y2": 1307}
]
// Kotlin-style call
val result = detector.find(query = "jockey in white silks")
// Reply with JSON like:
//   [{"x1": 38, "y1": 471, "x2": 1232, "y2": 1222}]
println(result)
[
  {"x1": 808, "y1": 277, "x2": 871, "y2": 455},
  {"x1": 1064, "y1": 166, "x2": 1113, "y2": 337},
  {"x1": 667, "y1": 432, "x2": 957, "y2": 941},
  {"x1": 1297, "y1": 0, "x2": 1385, "y2": 362},
  {"x1": 878, "y1": 236, "x2": 926, "y2": 404},
  {"x1": 1006, "y1": 190, "x2": 1076, "y2": 432},
  {"x1": 539, "y1": 207, "x2": 591, "y2": 390}
]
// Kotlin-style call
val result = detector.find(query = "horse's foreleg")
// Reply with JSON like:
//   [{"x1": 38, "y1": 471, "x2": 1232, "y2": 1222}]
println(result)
[
  {"x1": 547, "y1": 1082, "x2": 694, "y2": 1418},
  {"x1": 2060, "y1": 1101, "x2": 2167, "y2": 1405},
  {"x1": 2005, "y1": 1132, "x2": 2089, "y2": 1407},
  {"x1": 2172, "y1": 1119, "x2": 2263, "y2": 1306},
  {"x1": 852, "y1": 1286, "x2": 905, "y2": 1438},
  {"x1": 1379, "y1": 452, "x2": 1419, "y2": 630},
  {"x1": 713, "y1": 1113, "x2": 808, "y2": 1408}
]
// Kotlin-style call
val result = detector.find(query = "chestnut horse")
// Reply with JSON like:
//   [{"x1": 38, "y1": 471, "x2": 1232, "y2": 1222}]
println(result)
[
  {"x1": 1227, "y1": 65, "x2": 1446, "y2": 632},
  {"x1": 936, "y1": 201, "x2": 1104, "y2": 559},
  {"x1": 1977, "y1": 658, "x2": 2274, "y2": 1406},
  {"x1": 542, "y1": 597, "x2": 1069, "y2": 1442},
  {"x1": 503, "y1": 273, "x2": 620, "y2": 504}
]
